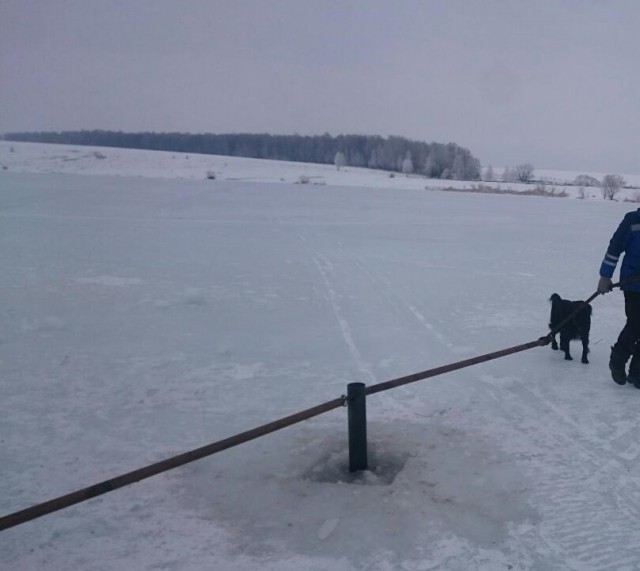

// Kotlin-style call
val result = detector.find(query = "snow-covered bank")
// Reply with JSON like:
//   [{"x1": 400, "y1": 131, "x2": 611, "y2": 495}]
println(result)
[{"x1": 2, "y1": 140, "x2": 640, "y2": 199}]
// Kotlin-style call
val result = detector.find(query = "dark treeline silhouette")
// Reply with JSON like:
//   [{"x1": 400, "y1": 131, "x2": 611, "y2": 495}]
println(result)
[{"x1": 4, "y1": 130, "x2": 482, "y2": 180}]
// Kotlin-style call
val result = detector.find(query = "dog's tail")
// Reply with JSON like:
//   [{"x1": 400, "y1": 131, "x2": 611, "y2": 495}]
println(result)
[{"x1": 550, "y1": 293, "x2": 561, "y2": 303}]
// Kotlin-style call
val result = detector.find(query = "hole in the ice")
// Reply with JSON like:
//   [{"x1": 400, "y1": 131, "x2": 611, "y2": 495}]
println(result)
[{"x1": 303, "y1": 445, "x2": 409, "y2": 486}]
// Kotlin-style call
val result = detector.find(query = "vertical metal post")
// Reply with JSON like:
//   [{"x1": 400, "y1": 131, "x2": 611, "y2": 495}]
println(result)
[{"x1": 347, "y1": 382, "x2": 368, "y2": 472}]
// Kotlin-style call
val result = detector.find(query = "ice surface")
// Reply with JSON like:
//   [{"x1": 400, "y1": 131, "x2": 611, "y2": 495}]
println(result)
[{"x1": 2, "y1": 144, "x2": 640, "y2": 570}]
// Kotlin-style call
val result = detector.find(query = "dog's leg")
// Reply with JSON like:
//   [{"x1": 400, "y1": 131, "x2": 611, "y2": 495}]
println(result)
[
  {"x1": 581, "y1": 335, "x2": 589, "y2": 364},
  {"x1": 560, "y1": 332, "x2": 573, "y2": 360},
  {"x1": 550, "y1": 333, "x2": 559, "y2": 351}
]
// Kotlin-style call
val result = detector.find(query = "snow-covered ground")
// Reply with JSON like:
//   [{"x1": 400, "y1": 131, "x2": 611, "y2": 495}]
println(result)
[
  {"x1": 2, "y1": 140, "x2": 640, "y2": 200},
  {"x1": 2, "y1": 143, "x2": 640, "y2": 570}
]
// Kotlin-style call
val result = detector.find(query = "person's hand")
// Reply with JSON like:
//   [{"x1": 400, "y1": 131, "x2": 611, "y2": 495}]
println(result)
[{"x1": 598, "y1": 276, "x2": 613, "y2": 294}]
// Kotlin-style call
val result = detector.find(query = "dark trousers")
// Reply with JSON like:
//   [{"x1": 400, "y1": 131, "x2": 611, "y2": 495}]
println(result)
[{"x1": 615, "y1": 291, "x2": 640, "y2": 357}]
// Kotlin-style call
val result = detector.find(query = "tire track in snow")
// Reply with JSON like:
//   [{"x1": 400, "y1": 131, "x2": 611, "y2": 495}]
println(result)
[
  {"x1": 294, "y1": 227, "x2": 453, "y2": 352},
  {"x1": 310, "y1": 251, "x2": 376, "y2": 383},
  {"x1": 351, "y1": 256, "x2": 453, "y2": 350},
  {"x1": 291, "y1": 228, "x2": 458, "y2": 420},
  {"x1": 322, "y1": 231, "x2": 453, "y2": 350},
  {"x1": 295, "y1": 230, "x2": 452, "y2": 418},
  {"x1": 534, "y1": 477, "x2": 639, "y2": 571},
  {"x1": 285, "y1": 227, "x2": 378, "y2": 384},
  {"x1": 479, "y1": 377, "x2": 640, "y2": 569}
]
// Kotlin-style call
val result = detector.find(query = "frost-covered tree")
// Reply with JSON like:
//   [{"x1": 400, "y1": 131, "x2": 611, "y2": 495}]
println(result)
[
  {"x1": 502, "y1": 166, "x2": 516, "y2": 183},
  {"x1": 515, "y1": 163, "x2": 535, "y2": 183},
  {"x1": 349, "y1": 150, "x2": 365, "y2": 167},
  {"x1": 601, "y1": 174, "x2": 625, "y2": 200},
  {"x1": 574, "y1": 174, "x2": 600, "y2": 187},
  {"x1": 367, "y1": 149, "x2": 378, "y2": 169},
  {"x1": 402, "y1": 155, "x2": 413, "y2": 176},
  {"x1": 334, "y1": 151, "x2": 346, "y2": 171},
  {"x1": 451, "y1": 153, "x2": 465, "y2": 180},
  {"x1": 483, "y1": 165, "x2": 494, "y2": 182},
  {"x1": 424, "y1": 154, "x2": 436, "y2": 178}
]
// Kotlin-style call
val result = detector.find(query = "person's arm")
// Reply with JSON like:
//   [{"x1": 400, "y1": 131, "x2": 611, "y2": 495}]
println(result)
[
  {"x1": 600, "y1": 214, "x2": 632, "y2": 278},
  {"x1": 598, "y1": 213, "x2": 633, "y2": 292}
]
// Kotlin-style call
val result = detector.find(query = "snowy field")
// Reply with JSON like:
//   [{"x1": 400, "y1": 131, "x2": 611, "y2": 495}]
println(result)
[
  {"x1": 2, "y1": 140, "x2": 640, "y2": 200},
  {"x1": 3, "y1": 144, "x2": 640, "y2": 570}
]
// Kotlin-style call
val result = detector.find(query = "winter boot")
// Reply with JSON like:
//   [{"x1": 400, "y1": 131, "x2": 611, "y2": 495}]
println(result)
[
  {"x1": 628, "y1": 352, "x2": 640, "y2": 389},
  {"x1": 609, "y1": 345, "x2": 630, "y2": 386}
]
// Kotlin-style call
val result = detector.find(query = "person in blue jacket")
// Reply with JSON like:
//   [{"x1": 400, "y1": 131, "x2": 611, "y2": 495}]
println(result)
[{"x1": 598, "y1": 208, "x2": 640, "y2": 386}]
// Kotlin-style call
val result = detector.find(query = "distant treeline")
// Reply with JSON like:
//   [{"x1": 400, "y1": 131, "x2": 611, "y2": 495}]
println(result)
[{"x1": 4, "y1": 130, "x2": 482, "y2": 180}]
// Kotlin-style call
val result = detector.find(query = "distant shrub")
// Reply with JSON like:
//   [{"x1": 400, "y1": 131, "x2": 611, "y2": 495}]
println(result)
[
  {"x1": 502, "y1": 166, "x2": 517, "y2": 183},
  {"x1": 483, "y1": 165, "x2": 494, "y2": 182},
  {"x1": 602, "y1": 174, "x2": 625, "y2": 200},
  {"x1": 443, "y1": 183, "x2": 567, "y2": 198},
  {"x1": 297, "y1": 175, "x2": 310, "y2": 184},
  {"x1": 574, "y1": 174, "x2": 600, "y2": 187},
  {"x1": 515, "y1": 163, "x2": 535, "y2": 183},
  {"x1": 206, "y1": 170, "x2": 216, "y2": 180}
]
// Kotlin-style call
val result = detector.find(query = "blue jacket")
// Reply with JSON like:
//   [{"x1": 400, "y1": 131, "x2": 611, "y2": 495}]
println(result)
[{"x1": 600, "y1": 208, "x2": 640, "y2": 291}]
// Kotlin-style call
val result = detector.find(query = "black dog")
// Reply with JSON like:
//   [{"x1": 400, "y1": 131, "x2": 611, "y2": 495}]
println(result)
[{"x1": 549, "y1": 293, "x2": 592, "y2": 363}]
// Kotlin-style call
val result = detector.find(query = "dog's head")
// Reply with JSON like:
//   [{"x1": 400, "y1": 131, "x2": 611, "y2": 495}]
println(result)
[{"x1": 549, "y1": 293, "x2": 562, "y2": 304}]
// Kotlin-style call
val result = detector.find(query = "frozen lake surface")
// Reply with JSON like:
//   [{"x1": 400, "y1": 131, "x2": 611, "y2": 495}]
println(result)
[{"x1": 2, "y1": 168, "x2": 640, "y2": 570}]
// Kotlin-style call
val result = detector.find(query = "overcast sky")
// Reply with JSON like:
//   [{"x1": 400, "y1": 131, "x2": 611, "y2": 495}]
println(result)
[{"x1": 2, "y1": 0, "x2": 639, "y2": 173}]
